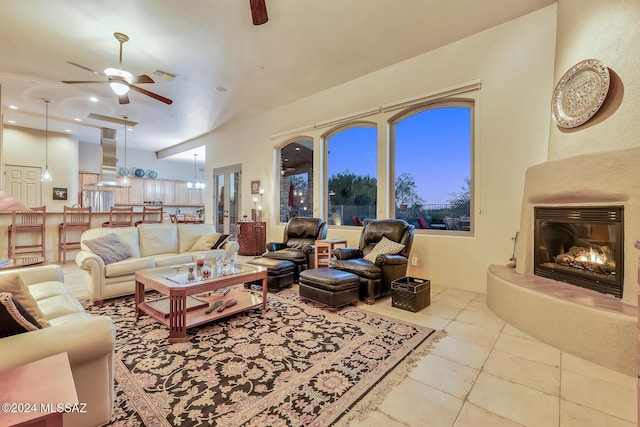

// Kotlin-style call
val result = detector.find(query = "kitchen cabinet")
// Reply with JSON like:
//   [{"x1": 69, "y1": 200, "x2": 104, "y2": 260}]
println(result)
[
  {"x1": 163, "y1": 181, "x2": 175, "y2": 205},
  {"x1": 174, "y1": 181, "x2": 190, "y2": 205},
  {"x1": 188, "y1": 189, "x2": 203, "y2": 206},
  {"x1": 129, "y1": 178, "x2": 144, "y2": 205},
  {"x1": 144, "y1": 179, "x2": 164, "y2": 203},
  {"x1": 79, "y1": 172, "x2": 100, "y2": 189},
  {"x1": 236, "y1": 221, "x2": 266, "y2": 256}
]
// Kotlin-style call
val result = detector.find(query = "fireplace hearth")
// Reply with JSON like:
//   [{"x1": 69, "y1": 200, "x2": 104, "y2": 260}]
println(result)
[{"x1": 534, "y1": 206, "x2": 623, "y2": 298}]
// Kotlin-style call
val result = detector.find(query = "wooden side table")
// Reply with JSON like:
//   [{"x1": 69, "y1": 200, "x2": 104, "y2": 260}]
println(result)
[
  {"x1": 236, "y1": 221, "x2": 266, "y2": 256},
  {"x1": 0, "y1": 352, "x2": 78, "y2": 427},
  {"x1": 315, "y1": 239, "x2": 348, "y2": 268}
]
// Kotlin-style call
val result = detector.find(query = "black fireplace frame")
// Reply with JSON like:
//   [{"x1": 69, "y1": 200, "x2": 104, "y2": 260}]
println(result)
[{"x1": 534, "y1": 206, "x2": 624, "y2": 298}]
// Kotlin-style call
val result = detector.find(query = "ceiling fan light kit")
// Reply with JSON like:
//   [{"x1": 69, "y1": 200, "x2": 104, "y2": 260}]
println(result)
[{"x1": 62, "y1": 32, "x2": 173, "y2": 105}]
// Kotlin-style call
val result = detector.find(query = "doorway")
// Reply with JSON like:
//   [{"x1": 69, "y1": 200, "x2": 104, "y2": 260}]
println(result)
[
  {"x1": 213, "y1": 164, "x2": 241, "y2": 238},
  {"x1": 5, "y1": 165, "x2": 42, "y2": 207}
]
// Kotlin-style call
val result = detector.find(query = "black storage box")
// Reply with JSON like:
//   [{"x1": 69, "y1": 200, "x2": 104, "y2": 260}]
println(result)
[{"x1": 391, "y1": 276, "x2": 431, "y2": 312}]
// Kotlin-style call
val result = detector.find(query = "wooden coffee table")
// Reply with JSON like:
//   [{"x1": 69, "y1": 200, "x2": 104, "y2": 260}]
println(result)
[{"x1": 135, "y1": 262, "x2": 268, "y2": 343}]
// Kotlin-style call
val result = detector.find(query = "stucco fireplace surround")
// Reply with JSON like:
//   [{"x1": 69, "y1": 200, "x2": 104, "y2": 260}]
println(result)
[{"x1": 487, "y1": 147, "x2": 639, "y2": 376}]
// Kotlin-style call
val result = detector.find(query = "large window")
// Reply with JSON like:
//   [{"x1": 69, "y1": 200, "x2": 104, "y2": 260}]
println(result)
[
  {"x1": 392, "y1": 102, "x2": 473, "y2": 232},
  {"x1": 278, "y1": 139, "x2": 314, "y2": 222},
  {"x1": 326, "y1": 125, "x2": 377, "y2": 226}
]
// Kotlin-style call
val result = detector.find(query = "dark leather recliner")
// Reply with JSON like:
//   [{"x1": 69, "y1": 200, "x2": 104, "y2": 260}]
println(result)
[
  {"x1": 331, "y1": 219, "x2": 414, "y2": 304},
  {"x1": 262, "y1": 217, "x2": 328, "y2": 280}
]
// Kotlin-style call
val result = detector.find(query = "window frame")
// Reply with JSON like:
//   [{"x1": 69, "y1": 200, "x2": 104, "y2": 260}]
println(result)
[{"x1": 388, "y1": 98, "x2": 475, "y2": 235}]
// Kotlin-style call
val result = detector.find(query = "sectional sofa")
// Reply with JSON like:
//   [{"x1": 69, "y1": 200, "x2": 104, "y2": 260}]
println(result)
[
  {"x1": 0, "y1": 264, "x2": 116, "y2": 427},
  {"x1": 76, "y1": 223, "x2": 239, "y2": 305}
]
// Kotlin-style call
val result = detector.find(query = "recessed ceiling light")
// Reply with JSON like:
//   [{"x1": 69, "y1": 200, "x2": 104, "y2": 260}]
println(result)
[
  {"x1": 295, "y1": 147, "x2": 300, "y2": 151},
  {"x1": 8, "y1": 105, "x2": 18, "y2": 110},
  {"x1": 74, "y1": 118, "x2": 82, "y2": 122},
  {"x1": 215, "y1": 86, "x2": 227, "y2": 92},
  {"x1": 7, "y1": 120, "x2": 16, "y2": 124},
  {"x1": 89, "y1": 97, "x2": 98, "y2": 102},
  {"x1": 65, "y1": 129, "x2": 71, "y2": 133}
]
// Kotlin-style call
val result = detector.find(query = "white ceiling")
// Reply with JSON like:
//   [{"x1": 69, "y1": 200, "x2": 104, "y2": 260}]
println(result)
[{"x1": 0, "y1": 0, "x2": 554, "y2": 162}]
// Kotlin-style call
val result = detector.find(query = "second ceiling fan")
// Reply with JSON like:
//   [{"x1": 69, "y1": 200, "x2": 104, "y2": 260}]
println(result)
[{"x1": 62, "y1": 32, "x2": 173, "y2": 105}]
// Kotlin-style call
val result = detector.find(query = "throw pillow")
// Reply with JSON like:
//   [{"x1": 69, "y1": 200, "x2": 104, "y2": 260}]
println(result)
[
  {"x1": 0, "y1": 273, "x2": 48, "y2": 328},
  {"x1": 363, "y1": 236, "x2": 405, "y2": 263},
  {"x1": 0, "y1": 292, "x2": 41, "y2": 338},
  {"x1": 83, "y1": 233, "x2": 132, "y2": 265},
  {"x1": 190, "y1": 232, "x2": 221, "y2": 251},
  {"x1": 212, "y1": 234, "x2": 230, "y2": 249}
]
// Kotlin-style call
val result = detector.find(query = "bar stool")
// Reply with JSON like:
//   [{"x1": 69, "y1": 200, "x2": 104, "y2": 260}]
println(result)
[
  {"x1": 102, "y1": 206, "x2": 134, "y2": 228},
  {"x1": 8, "y1": 206, "x2": 46, "y2": 259},
  {"x1": 135, "y1": 206, "x2": 163, "y2": 225},
  {"x1": 58, "y1": 205, "x2": 92, "y2": 263}
]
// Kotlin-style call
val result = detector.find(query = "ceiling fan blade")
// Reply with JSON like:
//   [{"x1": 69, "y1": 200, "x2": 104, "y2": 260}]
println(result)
[
  {"x1": 118, "y1": 94, "x2": 130, "y2": 105},
  {"x1": 129, "y1": 84, "x2": 173, "y2": 105},
  {"x1": 62, "y1": 80, "x2": 107, "y2": 84},
  {"x1": 250, "y1": 0, "x2": 268, "y2": 25},
  {"x1": 131, "y1": 74, "x2": 154, "y2": 84},
  {"x1": 67, "y1": 61, "x2": 105, "y2": 75}
]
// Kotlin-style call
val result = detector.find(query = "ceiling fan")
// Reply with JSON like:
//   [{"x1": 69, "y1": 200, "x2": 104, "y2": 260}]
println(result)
[
  {"x1": 250, "y1": 0, "x2": 268, "y2": 25},
  {"x1": 62, "y1": 32, "x2": 173, "y2": 105}
]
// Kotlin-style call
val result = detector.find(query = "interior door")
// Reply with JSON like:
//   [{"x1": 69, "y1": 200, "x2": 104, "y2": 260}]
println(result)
[
  {"x1": 5, "y1": 165, "x2": 41, "y2": 207},
  {"x1": 213, "y1": 165, "x2": 241, "y2": 238}
]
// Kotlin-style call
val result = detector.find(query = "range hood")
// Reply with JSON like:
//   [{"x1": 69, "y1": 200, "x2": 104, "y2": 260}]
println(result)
[{"x1": 87, "y1": 128, "x2": 127, "y2": 188}]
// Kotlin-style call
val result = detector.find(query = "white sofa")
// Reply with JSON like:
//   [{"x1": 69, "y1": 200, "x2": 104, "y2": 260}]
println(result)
[
  {"x1": 76, "y1": 223, "x2": 239, "y2": 304},
  {"x1": 0, "y1": 264, "x2": 116, "y2": 427}
]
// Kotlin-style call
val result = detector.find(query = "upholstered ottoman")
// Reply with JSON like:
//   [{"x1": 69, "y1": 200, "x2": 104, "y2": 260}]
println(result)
[
  {"x1": 298, "y1": 268, "x2": 360, "y2": 310},
  {"x1": 246, "y1": 257, "x2": 296, "y2": 291}
]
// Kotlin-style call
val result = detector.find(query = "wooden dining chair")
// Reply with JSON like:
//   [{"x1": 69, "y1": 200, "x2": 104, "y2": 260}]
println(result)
[
  {"x1": 135, "y1": 206, "x2": 164, "y2": 225},
  {"x1": 8, "y1": 206, "x2": 47, "y2": 259},
  {"x1": 102, "y1": 206, "x2": 134, "y2": 228},
  {"x1": 58, "y1": 205, "x2": 92, "y2": 263}
]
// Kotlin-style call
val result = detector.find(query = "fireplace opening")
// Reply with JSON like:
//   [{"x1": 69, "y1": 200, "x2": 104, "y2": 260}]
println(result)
[{"x1": 534, "y1": 206, "x2": 623, "y2": 298}]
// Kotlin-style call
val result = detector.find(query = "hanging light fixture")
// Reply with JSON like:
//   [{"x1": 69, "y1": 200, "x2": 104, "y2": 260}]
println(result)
[
  {"x1": 187, "y1": 154, "x2": 205, "y2": 190},
  {"x1": 120, "y1": 116, "x2": 131, "y2": 187},
  {"x1": 41, "y1": 99, "x2": 52, "y2": 182}
]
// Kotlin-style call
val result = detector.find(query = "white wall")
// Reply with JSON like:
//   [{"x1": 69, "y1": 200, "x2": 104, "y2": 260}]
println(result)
[
  {"x1": 189, "y1": 5, "x2": 557, "y2": 293},
  {"x1": 78, "y1": 141, "x2": 199, "y2": 182},
  {"x1": 2, "y1": 125, "x2": 79, "y2": 210},
  {"x1": 548, "y1": 0, "x2": 640, "y2": 158}
]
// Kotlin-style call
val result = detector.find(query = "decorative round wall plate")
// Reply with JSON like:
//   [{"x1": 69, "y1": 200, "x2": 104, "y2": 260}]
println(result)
[
  {"x1": 148, "y1": 170, "x2": 158, "y2": 179},
  {"x1": 552, "y1": 59, "x2": 610, "y2": 128},
  {"x1": 134, "y1": 168, "x2": 145, "y2": 178}
]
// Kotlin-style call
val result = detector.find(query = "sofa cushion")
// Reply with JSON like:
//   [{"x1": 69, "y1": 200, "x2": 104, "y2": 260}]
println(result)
[
  {"x1": 363, "y1": 236, "x2": 405, "y2": 262},
  {"x1": 178, "y1": 223, "x2": 216, "y2": 253},
  {"x1": 83, "y1": 233, "x2": 133, "y2": 265},
  {"x1": 105, "y1": 257, "x2": 156, "y2": 277},
  {"x1": 0, "y1": 292, "x2": 41, "y2": 338},
  {"x1": 36, "y1": 294, "x2": 86, "y2": 322},
  {"x1": 0, "y1": 273, "x2": 49, "y2": 328},
  {"x1": 26, "y1": 281, "x2": 71, "y2": 301},
  {"x1": 213, "y1": 234, "x2": 230, "y2": 249},
  {"x1": 153, "y1": 253, "x2": 195, "y2": 267},
  {"x1": 81, "y1": 226, "x2": 141, "y2": 258},
  {"x1": 190, "y1": 232, "x2": 221, "y2": 251},
  {"x1": 139, "y1": 224, "x2": 179, "y2": 257}
]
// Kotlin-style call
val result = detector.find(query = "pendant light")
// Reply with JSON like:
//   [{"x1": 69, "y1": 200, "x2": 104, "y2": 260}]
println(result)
[
  {"x1": 41, "y1": 99, "x2": 52, "y2": 182},
  {"x1": 187, "y1": 154, "x2": 205, "y2": 190},
  {"x1": 120, "y1": 116, "x2": 131, "y2": 187}
]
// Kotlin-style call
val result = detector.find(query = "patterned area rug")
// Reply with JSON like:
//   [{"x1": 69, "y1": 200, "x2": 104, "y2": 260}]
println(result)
[{"x1": 87, "y1": 289, "x2": 438, "y2": 427}]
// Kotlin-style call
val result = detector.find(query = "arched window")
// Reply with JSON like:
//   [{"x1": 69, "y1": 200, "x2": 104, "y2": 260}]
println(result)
[
  {"x1": 326, "y1": 124, "x2": 377, "y2": 226},
  {"x1": 391, "y1": 101, "x2": 473, "y2": 232},
  {"x1": 278, "y1": 139, "x2": 314, "y2": 222}
]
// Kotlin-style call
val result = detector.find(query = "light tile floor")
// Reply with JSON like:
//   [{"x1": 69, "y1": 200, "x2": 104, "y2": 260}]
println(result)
[{"x1": 59, "y1": 262, "x2": 636, "y2": 427}]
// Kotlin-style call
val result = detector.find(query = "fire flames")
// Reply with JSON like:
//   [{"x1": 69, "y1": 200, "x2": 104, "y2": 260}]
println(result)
[{"x1": 576, "y1": 247, "x2": 606, "y2": 265}]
